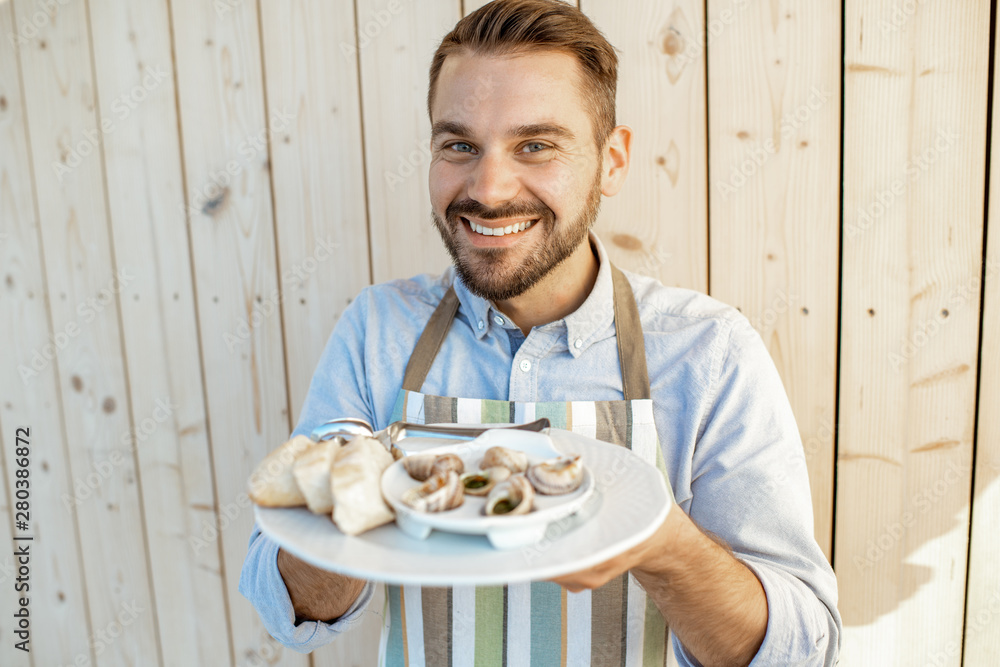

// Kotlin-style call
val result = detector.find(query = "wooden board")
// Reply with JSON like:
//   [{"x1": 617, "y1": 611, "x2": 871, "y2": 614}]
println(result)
[
  {"x1": 166, "y1": 0, "x2": 304, "y2": 664},
  {"x1": 11, "y1": 0, "x2": 163, "y2": 663},
  {"x1": 360, "y1": 0, "x2": 462, "y2": 282},
  {"x1": 963, "y1": 4, "x2": 1000, "y2": 661},
  {"x1": 704, "y1": 0, "x2": 841, "y2": 558},
  {"x1": 0, "y1": 4, "x2": 92, "y2": 666},
  {"x1": 85, "y1": 1, "x2": 231, "y2": 664},
  {"x1": 835, "y1": 2, "x2": 990, "y2": 663},
  {"x1": 584, "y1": 0, "x2": 707, "y2": 292},
  {"x1": 259, "y1": 0, "x2": 372, "y2": 421},
  {"x1": 257, "y1": 1, "x2": 376, "y2": 665}
]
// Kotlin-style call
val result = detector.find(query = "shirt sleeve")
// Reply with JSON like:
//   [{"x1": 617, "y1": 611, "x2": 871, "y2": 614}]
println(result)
[
  {"x1": 239, "y1": 290, "x2": 380, "y2": 652},
  {"x1": 672, "y1": 317, "x2": 842, "y2": 666},
  {"x1": 238, "y1": 524, "x2": 376, "y2": 653}
]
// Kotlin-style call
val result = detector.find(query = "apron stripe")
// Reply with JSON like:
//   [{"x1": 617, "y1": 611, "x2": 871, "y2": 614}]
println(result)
[
  {"x1": 642, "y1": 595, "x2": 666, "y2": 667},
  {"x1": 481, "y1": 399, "x2": 509, "y2": 424},
  {"x1": 421, "y1": 587, "x2": 452, "y2": 666},
  {"x1": 452, "y1": 585, "x2": 476, "y2": 667},
  {"x1": 566, "y1": 589, "x2": 591, "y2": 666},
  {"x1": 529, "y1": 582, "x2": 561, "y2": 666},
  {"x1": 501, "y1": 587, "x2": 509, "y2": 666},
  {"x1": 590, "y1": 573, "x2": 625, "y2": 667},
  {"x1": 403, "y1": 585, "x2": 424, "y2": 666},
  {"x1": 474, "y1": 586, "x2": 504, "y2": 666},
  {"x1": 506, "y1": 583, "x2": 531, "y2": 666},
  {"x1": 594, "y1": 401, "x2": 630, "y2": 450},
  {"x1": 560, "y1": 586, "x2": 568, "y2": 666},
  {"x1": 387, "y1": 585, "x2": 406, "y2": 667},
  {"x1": 534, "y1": 401, "x2": 568, "y2": 430},
  {"x1": 456, "y1": 397, "x2": 481, "y2": 425},
  {"x1": 570, "y1": 401, "x2": 597, "y2": 439},
  {"x1": 625, "y1": 574, "x2": 645, "y2": 667}
]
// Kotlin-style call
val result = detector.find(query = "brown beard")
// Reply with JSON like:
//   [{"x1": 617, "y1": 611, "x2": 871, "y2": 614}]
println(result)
[{"x1": 432, "y1": 171, "x2": 602, "y2": 302}]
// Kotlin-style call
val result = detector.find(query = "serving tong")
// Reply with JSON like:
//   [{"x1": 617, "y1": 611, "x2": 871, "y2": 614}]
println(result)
[{"x1": 309, "y1": 417, "x2": 551, "y2": 454}]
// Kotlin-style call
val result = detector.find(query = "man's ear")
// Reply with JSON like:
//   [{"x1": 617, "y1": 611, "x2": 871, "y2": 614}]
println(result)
[{"x1": 600, "y1": 125, "x2": 633, "y2": 197}]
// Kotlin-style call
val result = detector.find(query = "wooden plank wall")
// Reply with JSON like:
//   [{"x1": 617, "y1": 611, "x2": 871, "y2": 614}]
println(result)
[{"x1": 0, "y1": 1, "x2": 996, "y2": 665}]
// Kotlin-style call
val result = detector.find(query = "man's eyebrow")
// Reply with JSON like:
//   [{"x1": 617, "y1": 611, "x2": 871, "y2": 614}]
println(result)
[
  {"x1": 509, "y1": 123, "x2": 575, "y2": 142},
  {"x1": 431, "y1": 121, "x2": 472, "y2": 139},
  {"x1": 431, "y1": 121, "x2": 576, "y2": 142}
]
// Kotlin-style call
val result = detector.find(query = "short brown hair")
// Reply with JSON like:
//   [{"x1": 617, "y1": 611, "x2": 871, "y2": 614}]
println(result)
[{"x1": 428, "y1": 0, "x2": 618, "y2": 146}]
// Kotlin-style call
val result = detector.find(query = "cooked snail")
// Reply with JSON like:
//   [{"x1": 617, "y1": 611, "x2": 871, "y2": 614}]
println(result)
[
  {"x1": 460, "y1": 465, "x2": 512, "y2": 496},
  {"x1": 525, "y1": 454, "x2": 584, "y2": 495},
  {"x1": 484, "y1": 474, "x2": 534, "y2": 516},
  {"x1": 403, "y1": 453, "x2": 465, "y2": 481},
  {"x1": 401, "y1": 470, "x2": 465, "y2": 513},
  {"x1": 480, "y1": 446, "x2": 528, "y2": 474}
]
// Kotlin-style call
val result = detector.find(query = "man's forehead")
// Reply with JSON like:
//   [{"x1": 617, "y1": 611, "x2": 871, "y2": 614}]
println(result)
[{"x1": 431, "y1": 50, "x2": 592, "y2": 137}]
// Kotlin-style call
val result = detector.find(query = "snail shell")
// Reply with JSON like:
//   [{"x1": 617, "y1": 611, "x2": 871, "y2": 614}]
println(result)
[
  {"x1": 403, "y1": 453, "x2": 465, "y2": 481},
  {"x1": 526, "y1": 455, "x2": 584, "y2": 495},
  {"x1": 401, "y1": 470, "x2": 464, "y2": 513},
  {"x1": 484, "y1": 474, "x2": 534, "y2": 516},
  {"x1": 480, "y1": 446, "x2": 529, "y2": 474},
  {"x1": 460, "y1": 465, "x2": 512, "y2": 497}
]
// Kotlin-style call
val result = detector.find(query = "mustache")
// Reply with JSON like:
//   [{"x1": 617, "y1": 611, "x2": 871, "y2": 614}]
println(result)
[{"x1": 446, "y1": 198, "x2": 553, "y2": 222}]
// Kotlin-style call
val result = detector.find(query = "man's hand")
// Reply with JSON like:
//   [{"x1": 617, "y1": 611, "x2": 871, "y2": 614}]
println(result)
[
  {"x1": 549, "y1": 504, "x2": 768, "y2": 667},
  {"x1": 276, "y1": 548, "x2": 368, "y2": 622}
]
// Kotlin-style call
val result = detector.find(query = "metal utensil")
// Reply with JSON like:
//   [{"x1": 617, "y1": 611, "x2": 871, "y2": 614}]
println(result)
[
  {"x1": 380, "y1": 418, "x2": 550, "y2": 446},
  {"x1": 309, "y1": 417, "x2": 375, "y2": 442}
]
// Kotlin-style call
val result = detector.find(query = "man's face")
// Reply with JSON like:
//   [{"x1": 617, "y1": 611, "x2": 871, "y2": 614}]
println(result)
[{"x1": 429, "y1": 50, "x2": 604, "y2": 301}]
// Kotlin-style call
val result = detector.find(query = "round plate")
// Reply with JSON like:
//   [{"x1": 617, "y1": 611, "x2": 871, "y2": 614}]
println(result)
[
  {"x1": 381, "y1": 430, "x2": 595, "y2": 549},
  {"x1": 255, "y1": 428, "x2": 669, "y2": 586}
]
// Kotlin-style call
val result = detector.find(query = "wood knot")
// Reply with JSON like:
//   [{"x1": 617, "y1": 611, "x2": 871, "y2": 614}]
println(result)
[
  {"x1": 71, "y1": 375, "x2": 84, "y2": 392},
  {"x1": 102, "y1": 396, "x2": 116, "y2": 413},
  {"x1": 0, "y1": 96, "x2": 7, "y2": 112},
  {"x1": 737, "y1": 131, "x2": 750, "y2": 140},
  {"x1": 611, "y1": 233, "x2": 643, "y2": 251},
  {"x1": 661, "y1": 30, "x2": 683, "y2": 56}
]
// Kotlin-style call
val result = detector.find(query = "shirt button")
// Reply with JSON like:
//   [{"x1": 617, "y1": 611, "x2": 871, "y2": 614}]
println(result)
[
  {"x1": 519, "y1": 359, "x2": 532, "y2": 373},
  {"x1": 477, "y1": 320, "x2": 485, "y2": 330},
  {"x1": 574, "y1": 338, "x2": 583, "y2": 349},
  {"x1": 493, "y1": 315, "x2": 505, "y2": 326}
]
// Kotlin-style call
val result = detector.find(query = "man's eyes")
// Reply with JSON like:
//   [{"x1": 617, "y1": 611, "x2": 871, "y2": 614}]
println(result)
[{"x1": 441, "y1": 141, "x2": 553, "y2": 156}]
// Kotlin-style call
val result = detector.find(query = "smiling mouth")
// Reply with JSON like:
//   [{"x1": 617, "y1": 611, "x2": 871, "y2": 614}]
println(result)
[{"x1": 462, "y1": 217, "x2": 536, "y2": 237}]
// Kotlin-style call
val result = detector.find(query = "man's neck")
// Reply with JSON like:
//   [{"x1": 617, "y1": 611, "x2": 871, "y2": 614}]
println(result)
[{"x1": 493, "y1": 238, "x2": 600, "y2": 335}]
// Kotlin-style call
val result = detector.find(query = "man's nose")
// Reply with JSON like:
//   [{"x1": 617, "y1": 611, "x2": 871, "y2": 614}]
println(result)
[{"x1": 467, "y1": 152, "x2": 520, "y2": 208}]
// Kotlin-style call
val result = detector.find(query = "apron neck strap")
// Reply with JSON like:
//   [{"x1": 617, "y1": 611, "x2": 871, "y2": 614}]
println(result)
[
  {"x1": 400, "y1": 265, "x2": 651, "y2": 400},
  {"x1": 610, "y1": 263, "x2": 651, "y2": 400}
]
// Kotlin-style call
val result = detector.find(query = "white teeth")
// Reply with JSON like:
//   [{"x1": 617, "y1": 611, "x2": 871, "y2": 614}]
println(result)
[{"x1": 468, "y1": 219, "x2": 535, "y2": 236}]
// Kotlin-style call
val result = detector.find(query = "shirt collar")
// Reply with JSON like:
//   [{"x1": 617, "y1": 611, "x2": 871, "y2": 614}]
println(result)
[{"x1": 450, "y1": 232, "x2": 615, "y2": 357}]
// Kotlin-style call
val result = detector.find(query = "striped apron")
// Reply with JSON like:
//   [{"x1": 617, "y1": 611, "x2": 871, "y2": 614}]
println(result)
[{"x1": 381, "y1": 265, "x2": 673, "y2": 667}]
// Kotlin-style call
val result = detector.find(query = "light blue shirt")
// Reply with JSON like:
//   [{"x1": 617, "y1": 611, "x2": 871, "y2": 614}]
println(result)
[{"x1": 239, "y1": 234, "x2": 841, "y2": 665}]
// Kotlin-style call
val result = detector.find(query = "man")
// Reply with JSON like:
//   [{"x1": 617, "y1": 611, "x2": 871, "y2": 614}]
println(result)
[{"x1": 240, "y1": 1, "x2": 841, "y2": 664}]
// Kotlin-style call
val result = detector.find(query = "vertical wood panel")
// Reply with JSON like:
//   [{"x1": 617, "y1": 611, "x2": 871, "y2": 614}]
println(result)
[
  {"x1": 836, "y1": 1, "x2": 989, "y2": 663},
  {"x1": 705, "y1": 0, "x2": 841, "y2": 558},
  {"x1": 167, "y1": 0, "x2": 304, "y2": 664},
  {"x1": 585, "y1": 0, "x2": 707, "y2": 292},
  {"x1": 12, "y1": 0, "x2": 162, "y2": 663},
  {"x1": 964, "y1": 5, "x2": 1000, "y2": 660},
  {"x1": 258, "y1": 1, "x2": 376, "y2": 665},
  {"x1": 260, "y1": 0, "x2": 372, "y2": 421},
  {"x1": 86, "y1": 0, "x2": 231, "y2": 664},
  {"x1": 0, "y1": 4, "x2": 92, "y2": 666},
  {"x1": 360, "y1": 0, "x2": 461, "y2": 282}
]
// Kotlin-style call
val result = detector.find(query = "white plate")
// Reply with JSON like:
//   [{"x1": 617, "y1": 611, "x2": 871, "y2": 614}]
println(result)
[
  {"x1": 255, "y1": 428, "x2": 670, "y2": 586},
  {"x1": 382, "y1": 430, "x2": 595, "y2": 549}
]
